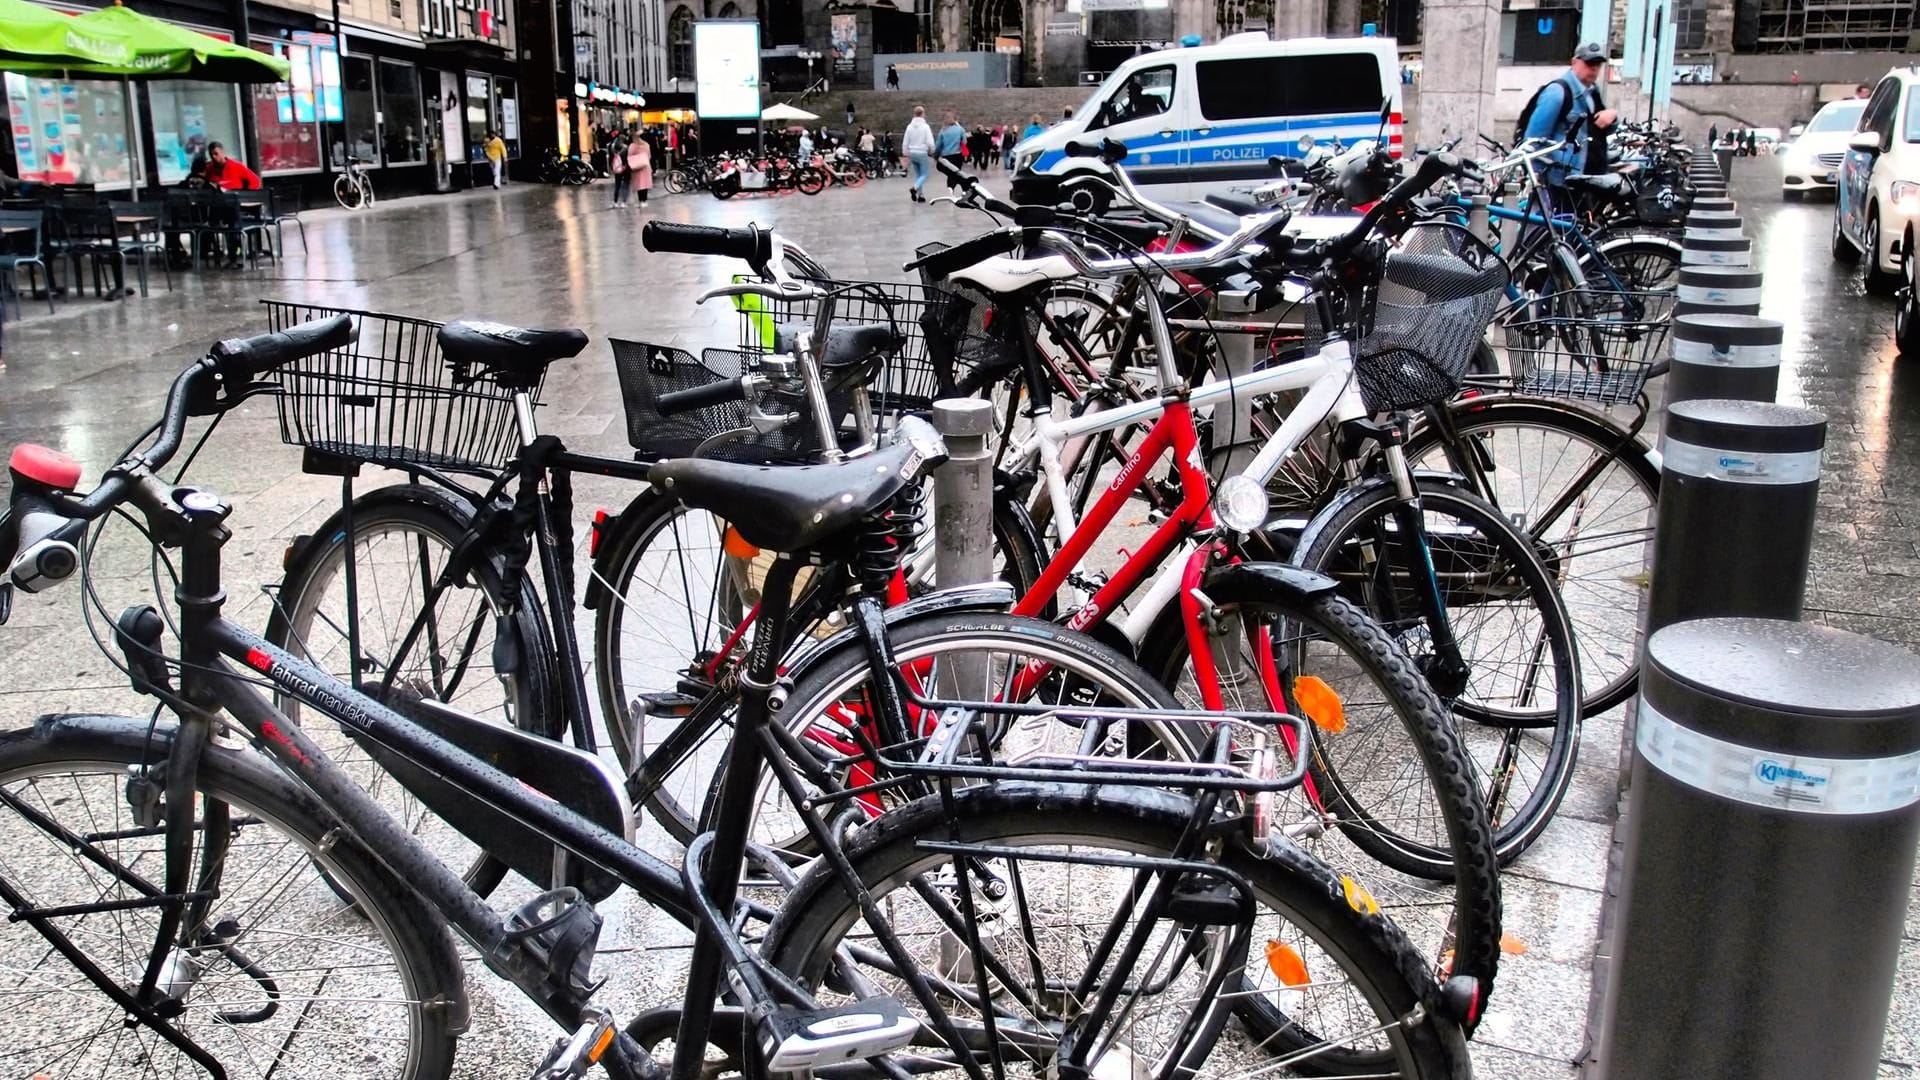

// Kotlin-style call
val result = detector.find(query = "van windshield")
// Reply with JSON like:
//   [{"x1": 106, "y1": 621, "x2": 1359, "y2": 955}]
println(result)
[
  {"x1": 1806, "y1": 101, "x2": 1865, "y2": 133},
  {"x1": 1091, "y1": 66, "x2": 1176, "y2": 130},
  {"x1": 1195, "y1": 54, "x2": 1385, "y2": 122}
]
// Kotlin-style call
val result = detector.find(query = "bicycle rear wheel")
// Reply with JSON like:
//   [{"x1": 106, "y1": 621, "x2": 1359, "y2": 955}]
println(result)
[
  {"x1": 763, "y1": 782, "x2": 1467, "y2": 1080},
  {"x1": 0, "y1": 718, "x2": 461, "y2": 1079},
  {"x1": 334, "y1": 173, "x2": 364, "y2": 209},
  {"x1": 266, "y1": 486, "x2": 560, "y2": 894}
]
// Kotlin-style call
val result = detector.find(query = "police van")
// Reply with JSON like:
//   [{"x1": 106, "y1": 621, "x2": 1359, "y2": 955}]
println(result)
[{"x1": 1011, "y1": 32, "x2": 1403, "y2": 203}]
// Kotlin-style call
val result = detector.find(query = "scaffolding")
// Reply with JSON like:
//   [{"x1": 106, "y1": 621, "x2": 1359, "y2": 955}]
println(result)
[{"x1": 1754, "y1": 0, "x2": 1919, "y2": 51}]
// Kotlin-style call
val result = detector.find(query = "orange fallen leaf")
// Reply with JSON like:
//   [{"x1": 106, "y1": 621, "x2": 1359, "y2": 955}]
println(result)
[{"x1": 1500, "y1": 931, "x2": 1528, "y2": 955}]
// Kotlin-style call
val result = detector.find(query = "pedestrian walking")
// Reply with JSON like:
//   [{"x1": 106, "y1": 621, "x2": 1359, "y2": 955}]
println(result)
[
  {"x1": 1023, "y1": 113, "x2": 1046, "y2": 143},
  {"x1": 858, "y1": 127, "x2": 876, "y2": 154},
  {"x1": 938, "y1": 111, "x2": 966, "y2": 189},
  {"x1": 626, "y1": 133, "x2": 652, "y2": 205},
  {"x1": 1516, "y1": 42, "x2": 1615, "y2": 189},
  {"x1": 968, "y1": 125, "x2": 992, "y2": 171},
  {"x1": 886, "y1": 63, "x2": 900, "y2": 91},
  {"x1": 903, "y1": 104, "x2": 935, "y2": 202},
  {"x1": 1708, "y1": 123, "x2": 1719, "y2": 148},
  {"x1": 484, "y1": 129, "x2": 506, "y2": 188},
  {"x1": 846, "y1": 100, "x2": 856, "y2": 125},
  {"x1": 1003, "y1": 120, "x2": 1020, "y2": 169},
  {"x1": 1743, "y1": 128, "x2": 1757, "y2": 156},
  {"x1": 608, "y1": 129, "x2": 630, "y2": 206}
]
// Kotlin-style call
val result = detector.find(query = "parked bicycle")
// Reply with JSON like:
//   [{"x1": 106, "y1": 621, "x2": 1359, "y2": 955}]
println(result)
[{"x1": 333, "y1": 155, "x2": 375, "y2": 209}]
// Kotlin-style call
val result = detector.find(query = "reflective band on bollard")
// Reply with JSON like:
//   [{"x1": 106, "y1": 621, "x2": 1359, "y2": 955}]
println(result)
[
  {"x1": 1675, "y1": 266, "x2": 1762, "y2": 317},
  {"x1": 1646, "y1": 399, "x2": 1824, "y2": 634},
  {"x1": 1668, "y1": 314, "x2": 1783, "y2": 403},
  {"x1": 1596, "y1": 618, "x2": 1920, "y2": 1080},
  {"x1": 1680, "y1": 234, "x2": 1751, "y2": 266},
  {"x1": 1691, "y1": 196, "x2": 1737, "y2": 215},
  {"x1": 1683, "y1": 211, "x2": 1743, "y2": 240}
]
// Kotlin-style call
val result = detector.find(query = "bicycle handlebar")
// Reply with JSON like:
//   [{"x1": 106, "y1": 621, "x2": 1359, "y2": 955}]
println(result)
[
  {"x1": 642, "y1": 221, "x2": 775, "y2": 268},
  {"x1": 209, "y1": 313, "x2": 355, "y2": 380},
  {"x1": 657, "y1": 376, "x2": 752, "y2": 417}
]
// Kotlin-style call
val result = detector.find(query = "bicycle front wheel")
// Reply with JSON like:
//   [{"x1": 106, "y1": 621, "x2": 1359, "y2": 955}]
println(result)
[
  {"x1": 763, "y1": 782, "x2": 1467, "y2": 1080},
  {"x1": 0, "y1": 718, "x2": 462, "y2": 1079},
  {"x1": 1293, "y1": 478, "x2": 1583, "y2": 866},
  {"x1": 1407, "y1": 396, "x2": 1660, "y2": 716},
  {"x1": 334, "y1": 173, "x2": 364, "y2": 209}
]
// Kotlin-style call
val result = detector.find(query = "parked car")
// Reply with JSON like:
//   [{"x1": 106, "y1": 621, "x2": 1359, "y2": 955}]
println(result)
[
  {"x1": 1833, "y1": 68, "x2": 1920, "y2": 294},
  {"x1": 1780, "y1": 99, "x2": 1867, "y2": 197}
]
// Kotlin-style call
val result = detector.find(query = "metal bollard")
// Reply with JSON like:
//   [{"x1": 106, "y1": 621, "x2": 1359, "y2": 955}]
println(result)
[
  {"x1": 1467, "y1": 193, "x2": 1494, "y2": 248},
  {"x1": 932, "y1": 398, "x2": 997, "y2": 590},
  {"x1": 1674, "y1": 266, "x2": 1763, "y2": 317},
  {"x1": 1680, "y1": 233, "x2": 1751, "y2": 267},
  {"x1": 1682, "y1": 210, "x2": 1743, "y2": 240},
  {"x1": 1667, "y1": 314, "x2": 1783, "y2": 404},
  {"x1": 1645, "y1": 398, "x2": 1824, "y2": 634},
  {"x1": 1596, "y1": 617, "x2": 1920, "y2": 1080},
  {"x1": 1691, "y1": 196, "x2": 1737, "y2": 215},
  {"x1": 1713, "y1": 144, "x2": 1735, "y2": 178}
]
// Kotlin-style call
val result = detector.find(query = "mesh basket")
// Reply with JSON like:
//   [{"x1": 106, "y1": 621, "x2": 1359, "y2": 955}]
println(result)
[
  {"x1": 610, "y1": 340, "x2": 840, "y2": 463},
  {"x1": 262, "y1": 300, "x2": 537, "y2": 472},
  {"x1": 1502, "y1": 290, "x2": 1676, "y2": 405},
  {"x1": 1311, "y1": 223, "x2": 1511, "y2": 413}
]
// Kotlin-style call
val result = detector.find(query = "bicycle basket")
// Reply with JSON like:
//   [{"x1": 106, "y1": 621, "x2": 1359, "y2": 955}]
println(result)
[
  {"x1": 262, "y1": 300, "x2": 538, "y2": 472},
  {"x1": 1501, "y1": 289, "x2": 1675, "y2": 405},
  {"x1": 1349, "y1": 222, "x2": 1511, "y2": 412},
  {"x1": 738, "y1": 277, "x2": 991, "y2": 415},
  {"x1": 610, "y1": 339, "x2": 841, "y2": 463}
]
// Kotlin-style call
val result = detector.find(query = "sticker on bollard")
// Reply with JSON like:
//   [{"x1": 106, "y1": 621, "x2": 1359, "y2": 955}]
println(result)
[
  {"x1": 1680, "y1": 234, "x2": 1750, "y2": 266},
  {"x1": 1596, "y1": 618, "x2": 1920, "y2": 1080},
  {"x1": 1675, "y1": 266, "x2": 1762, "y2": 316},
  {"x1": 1646, "y1": 399, "x2": 1824, "y2": 634},
  {"x1": 1668, "y1": 314, "x2": 1783, "y2": 403}
]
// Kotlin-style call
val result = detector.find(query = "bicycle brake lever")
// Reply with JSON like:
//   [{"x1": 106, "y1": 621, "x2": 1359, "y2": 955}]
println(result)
[
  {"x1": 694, "y1": 280, "x2": 818, "y2": 306},
  {"x1": 927, "y1": 196, "x2": 961, "y2": 208}
]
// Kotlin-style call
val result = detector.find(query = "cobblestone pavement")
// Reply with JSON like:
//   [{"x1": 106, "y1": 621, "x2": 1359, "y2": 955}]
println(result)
[{"x1": 0, "y1": 163, "x2": 1914, "y2": 1077}]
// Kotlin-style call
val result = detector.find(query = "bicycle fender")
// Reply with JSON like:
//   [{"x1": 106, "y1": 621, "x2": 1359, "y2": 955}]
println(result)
[
  {"x1": 777, "y1": 581, "x2": 1017, "y2": 685},
  {"x1": 1289, "y1": 469, "x2": 1469, "y2": 566},
  {"x1": 581, "y1": 488, "x2": 659, "y2": 613}
]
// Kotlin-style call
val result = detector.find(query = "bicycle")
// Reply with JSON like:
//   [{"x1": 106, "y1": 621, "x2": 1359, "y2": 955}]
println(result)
[
  {"x1": 333, "y1": 155, "x2": 375, "y2": 209},
  {"x1": 0, "y1": 316, "x2": 1476, "y2": 1079}
]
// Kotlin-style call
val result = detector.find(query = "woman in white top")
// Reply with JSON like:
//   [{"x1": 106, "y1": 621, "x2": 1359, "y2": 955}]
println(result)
[{"x1": 901, "y1": 105, "x2": 935, "y2": 203}]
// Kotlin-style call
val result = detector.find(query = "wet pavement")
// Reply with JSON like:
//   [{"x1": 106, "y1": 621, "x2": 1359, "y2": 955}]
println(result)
[{"x1": 0, "y1": 164, "x2": 1915, "y2": 1077}]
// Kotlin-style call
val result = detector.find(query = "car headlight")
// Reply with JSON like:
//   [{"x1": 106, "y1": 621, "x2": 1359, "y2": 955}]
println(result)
[{"x1": 1892, "y1": 180, "x2": 1920, "y2": 216}]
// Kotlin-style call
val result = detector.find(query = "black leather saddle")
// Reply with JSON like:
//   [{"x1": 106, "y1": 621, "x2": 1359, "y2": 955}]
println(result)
[
  {"x1": 648, "y1": 437, "x2": 920, "y2": 552},
  {"x1": 438, "y1": 321, "x2": 590, "y2": 390}
]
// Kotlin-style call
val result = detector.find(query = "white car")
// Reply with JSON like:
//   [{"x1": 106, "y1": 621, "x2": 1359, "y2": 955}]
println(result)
[
  {"x1": 1780, "y1": 100, "x2": 1866, "y2": 196},
  {"x1": 1834, "y1": 68, "x2": 1920, "y2": 294}
]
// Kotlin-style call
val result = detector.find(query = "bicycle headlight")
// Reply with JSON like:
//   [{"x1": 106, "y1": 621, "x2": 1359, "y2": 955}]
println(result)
[{"x1": 1214, "y1": 475, "x2": 1271, "y2": 534}]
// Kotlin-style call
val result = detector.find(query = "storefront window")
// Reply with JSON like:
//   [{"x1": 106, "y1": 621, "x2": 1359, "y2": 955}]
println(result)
[
  {"x1": 336, "y1": 55, "x2": 377, "y2": 166},
  {"x1": 2, "y1": 73, "x2": 143, "y2": 188},
  {"x1": 251, "y1": 42, "x2": 324, "y2": 172},
  {"x1": 149, "y1": 81, "x2": 242, "y2": 184},
  {"x1": 379, "y1": 60, "x2": 425, "y2": 165},
  {"x1": 465, "y1": 72, "x2": 490, "y2": 162},
  {"x1": 494, "y1": 78, "x2": 518, "y2": 157}
]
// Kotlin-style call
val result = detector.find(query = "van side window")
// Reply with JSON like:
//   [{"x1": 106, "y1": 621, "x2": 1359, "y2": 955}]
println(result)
[
  {"x1": 1195, "y1": 54, "x2": 1385, "y2": 122},
  {"x1": 1864, "y1": 78, "x2": 1898, "y2": 145},
  {"x1": 1905, "y1": 85, "x2": 1920, "y2": 142},
  {"x1": 1091, "y1": 66, "x2": 1176, "y2": 130}
]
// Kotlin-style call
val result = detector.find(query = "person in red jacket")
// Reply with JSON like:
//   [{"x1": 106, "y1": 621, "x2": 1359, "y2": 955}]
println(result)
[{"x1": 204, "y1": 142, "x2": 261, "y2": 190}]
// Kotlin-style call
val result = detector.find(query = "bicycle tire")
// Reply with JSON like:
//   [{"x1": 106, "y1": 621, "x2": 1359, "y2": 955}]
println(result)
[
  {"x1": 1137, "y1": 584, "x2": 1502, "y2": 1045},
  {"x1": 589, "y1": 491, "x2": 1046, "y2": 840},
  {"x1": 333, "y1": 173, "x2": 363, "y2": 210},
  {"x1": 0, "y1": 715, "x2": 462, "y2": 1079},
  {"x1": 664, "y1": 169, "x2": 689, "y2": 194},
  {"x1": 1405, "y1": 395, "x2": 1660, "y2": 717},
  {"x1": 1292, "y1": 478, "x2": 1583, "y2": 866},
  {"x1": 795, "y1": 168, "x2": 827, "y2": 195},
  {"x1": 763, "y1": 781, "x2": 1468, "y2": 1080},
  {"x1": 1585, "y1": 231, "x2": 1682, "y2": 292},
  {"x1": 265, "y1": 485, "x2": 561, "y2": 895}
]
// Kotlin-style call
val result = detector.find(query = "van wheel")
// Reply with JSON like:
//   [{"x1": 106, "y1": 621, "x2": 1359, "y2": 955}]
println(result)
[
  {"x1": 1866, "y1": 210, "x2": 1899, "y2": 294},
  {"x1": 1832, "y1": 203, "x2": 1859, "y2": 262},
  {"x1": 1066, "y1": 177, "x2": 1111, "y2": 215}
]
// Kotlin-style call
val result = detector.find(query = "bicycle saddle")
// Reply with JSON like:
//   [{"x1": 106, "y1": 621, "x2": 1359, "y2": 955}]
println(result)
[
  {"x1": 649, "y1": 437, "x2": 920, "y2": 552},
  {"x1": 1564, "y1": 173, "x2": 1629, "y2": 196},
  {"x1": 771, "y1": 322, "x2": 903, "y2": 369},
  {"x1": 438, "y1": 320, "x2": 590, "y2": 391}
]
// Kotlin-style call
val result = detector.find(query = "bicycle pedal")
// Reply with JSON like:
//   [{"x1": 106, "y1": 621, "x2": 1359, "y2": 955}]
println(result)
[
  {"x1": 1166, "y1": 876, "x2": 1243, "y2": 926},
  {"x1": 531, "y1": 1005, "x2": 615, "y2": 1080},
  {"x1": 636, "y1": 690, "x2": 702, "y2": 719},
  {"x1": 760, "y1": 997, "x2": 919, "y2": 1073}
]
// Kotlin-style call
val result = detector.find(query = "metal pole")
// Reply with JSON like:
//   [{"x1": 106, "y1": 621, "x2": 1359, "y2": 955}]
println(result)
[
  {"x1": 931, "y1": 397, "x2": 997, "y2": 699},
  {"x1": 1596, "y1": 617, "x2": 1920, "y2": 1080},
  {"x1": 1666, "y1": 314, "x2": 1782, "y2": 404},
  {"x1": 1645, "y1": 398, "x2": 1824, "y2": 635}
]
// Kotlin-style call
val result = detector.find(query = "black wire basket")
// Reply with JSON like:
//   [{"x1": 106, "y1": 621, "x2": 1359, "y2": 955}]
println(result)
[
  {"x1": 1502, "y1": 289, "x2": 1676, "y2": 405},
  {"x1": 261, "y1": 300, "x2": 538, "y2": 472},
  {"x1": 609, "y1": 340, "x2": 837, "y2": 463},
  {"x1": 1307, "y1": 223, "x2": 1511, "y2": 413}
]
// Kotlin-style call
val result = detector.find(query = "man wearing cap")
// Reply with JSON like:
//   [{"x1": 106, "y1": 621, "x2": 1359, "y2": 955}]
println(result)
[{"x1": 1523, "y1": 42, "x2": 1619, "y2": 186}]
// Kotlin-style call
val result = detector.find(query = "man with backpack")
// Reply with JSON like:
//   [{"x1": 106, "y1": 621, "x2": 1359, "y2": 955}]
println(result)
[{"x1": 1518, "y1": 42, "x2": 1618, "y2": 188}]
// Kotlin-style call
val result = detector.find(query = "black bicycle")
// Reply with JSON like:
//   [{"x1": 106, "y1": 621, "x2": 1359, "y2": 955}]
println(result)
[{"x1": 0, "y1": 316, "x2": 1475, "y2": 1078}]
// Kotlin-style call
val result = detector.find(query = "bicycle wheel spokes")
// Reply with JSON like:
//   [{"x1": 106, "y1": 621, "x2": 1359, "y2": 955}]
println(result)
[{"x1": 0, "y1": 764, "x2": 427, "y2": 1078}]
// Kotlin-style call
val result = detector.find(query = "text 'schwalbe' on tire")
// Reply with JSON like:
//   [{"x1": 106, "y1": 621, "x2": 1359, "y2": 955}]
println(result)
[
  {"x1": 1292, "y1": 478, "x2": 1583, "y2": 868},
  {"x1": 762, "y1": 782, "x2": 1466, "y2": 1080},
  {"x1": 0, "y1": 720, "x2": 460, "y2": 1080},
  {"x1": 265, "y1": 491, "x2": 560, "y2": 895},
  {"x1": 1139, "y1": 587, "x2": 1502, "y2": 1057},
  {"x1": 1405, "y1": 396, "x2": 1660, "y2": 717}
]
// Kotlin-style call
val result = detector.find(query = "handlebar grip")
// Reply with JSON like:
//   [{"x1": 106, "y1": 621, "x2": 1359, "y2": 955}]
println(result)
[
  {"x1": 1064, "y1": 138, "x2": 1128, "y2": 164},
  {"x1": 903, "y1": 229, "x2": 1020, "y2": 279},
  {"x1": 656, "y1": 376, "x2": 749, "y2": 417},
  {"x1": 210, "y1": 313, "x2": 356, "y2": 377},
  {"x1": 642, "y1": 222, "x2": 773, "y2": 267}
]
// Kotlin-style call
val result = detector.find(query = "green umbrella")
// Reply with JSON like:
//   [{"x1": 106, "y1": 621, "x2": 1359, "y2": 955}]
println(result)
[
  {"x1": 0, "y1": 0, "x2": 136, "y2": 68},
  {"x1": 5, "y1": 2, "x2": 290, "y2": 80}
]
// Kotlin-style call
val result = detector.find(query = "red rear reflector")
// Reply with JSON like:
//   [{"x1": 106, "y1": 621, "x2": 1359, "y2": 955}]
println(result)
[
  {"x1": 9, "y1": 444, "x2": 82, "y2": 490},
  {"x1": 589, "y1": 510, "x2": 610, "y2": 557}
]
